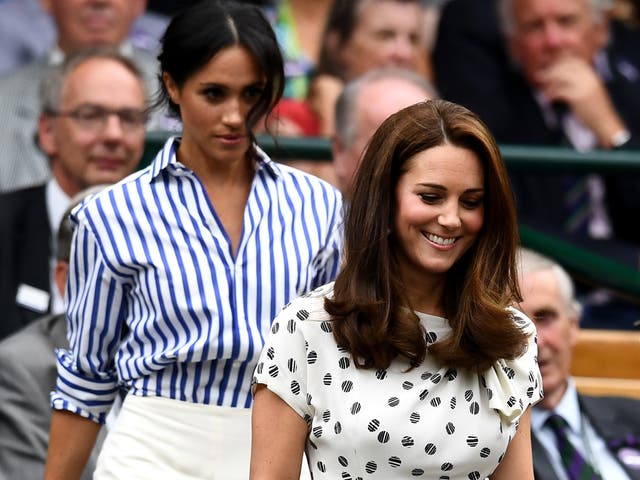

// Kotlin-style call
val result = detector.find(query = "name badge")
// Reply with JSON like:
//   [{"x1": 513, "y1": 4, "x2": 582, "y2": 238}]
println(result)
[
  {"x1": 618, "y1": 447, "x2": 640, "y2": 470},
  {"x1": 15, "y1": 283, "x2": 50, "y2": 313}
]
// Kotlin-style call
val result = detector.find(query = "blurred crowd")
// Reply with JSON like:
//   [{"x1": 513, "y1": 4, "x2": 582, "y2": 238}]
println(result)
[
  {"x1": 2, "y1": 0, "x2": 638, "y2": 329},
  {"x1": 0, "y1": 1, "x2": 639, "y2": 479}
]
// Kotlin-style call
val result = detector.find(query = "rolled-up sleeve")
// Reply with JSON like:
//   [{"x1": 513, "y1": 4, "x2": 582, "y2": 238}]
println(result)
[{"x1": 51, "y1": 217, "x2": 126, "y2": 424}]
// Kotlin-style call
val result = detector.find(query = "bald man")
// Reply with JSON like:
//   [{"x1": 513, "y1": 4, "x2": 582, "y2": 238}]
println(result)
[{"x1": 332, "y1": 68, "x2": 436, "y2": 197}]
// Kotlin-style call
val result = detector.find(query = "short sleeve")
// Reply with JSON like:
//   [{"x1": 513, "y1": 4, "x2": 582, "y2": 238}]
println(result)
[
  {"x1": 252, "y1": 300, "x2": 313, "y2": 423},
  {"x1": 482, "y1": 307, "x2": 543, "y2": 423}
]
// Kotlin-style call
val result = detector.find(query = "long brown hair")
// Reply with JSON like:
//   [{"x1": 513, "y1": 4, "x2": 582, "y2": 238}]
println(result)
[{"x1": 325, "y1": 100, "x2": 527, "y2": 371}]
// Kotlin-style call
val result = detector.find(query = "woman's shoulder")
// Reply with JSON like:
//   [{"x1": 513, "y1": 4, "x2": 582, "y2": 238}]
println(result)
[
  {"x1": 278, "y1": 282, "x2": 335, "y2": 323},
  {"x1": 264, "y1": 283, "x2": 337, "y2": 359},
  {"x1": 271, "y1": 159, "x2": 340, "y2": 193},
  {"x1": 480, "y1": 306, "x2": 543, "y2": 422},
  {"x1": 74, "y1": 138, "x2": 183, "y2": 223},
  {"x1": 71, "y1": 169, "x2": 149, "y2": 222}
]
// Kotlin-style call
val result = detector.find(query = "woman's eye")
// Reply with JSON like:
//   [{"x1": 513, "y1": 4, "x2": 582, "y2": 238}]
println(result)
[
  {"x1": 203, "y1": 87, "x2": 224, "y2": 100},
  {"x1": 244, "y1": 86, "x2": 264, "y2": 100},
  {"x1": 462, "y1": 197, "x2": 483, "y2": 209},
  {"x1": 418, "y1": 193, "x2": 440, "y2": 204}
]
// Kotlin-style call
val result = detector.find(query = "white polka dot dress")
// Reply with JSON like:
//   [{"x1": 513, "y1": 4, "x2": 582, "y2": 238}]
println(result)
[{"x1": 253, "y1": 283, "x2": 543, "y2": 479}]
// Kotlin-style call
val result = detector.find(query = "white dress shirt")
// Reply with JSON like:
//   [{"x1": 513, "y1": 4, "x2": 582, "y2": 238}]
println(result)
[
  {"x1": 45, "y1": 177, "x2": 71, "y2": 314},
  {"x1": 531, "y1": 380, "x2": 631, "y2": 480}
]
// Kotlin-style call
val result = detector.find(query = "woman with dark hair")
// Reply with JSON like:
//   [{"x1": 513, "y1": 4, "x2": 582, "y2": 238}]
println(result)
[
  {"x1": 45, "y1": 1, "x2": 343, "y2": 478},
  {"x1": 251, "y1": 99, "x2": 543, "y2": 479}
]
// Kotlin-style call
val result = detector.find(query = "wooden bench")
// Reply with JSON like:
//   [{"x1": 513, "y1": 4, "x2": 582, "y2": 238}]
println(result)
[{"x1": 571, "y1": 329, "x2": 640, "y2": 399}]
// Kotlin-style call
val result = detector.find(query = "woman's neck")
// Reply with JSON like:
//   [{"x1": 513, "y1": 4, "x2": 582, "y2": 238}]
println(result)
[
  {"x1": 399, "y1": 270, "x2": 446, "y2": 317},
  {"x1": 176, "y1": 140, "x2": 254, "y2": 188}
]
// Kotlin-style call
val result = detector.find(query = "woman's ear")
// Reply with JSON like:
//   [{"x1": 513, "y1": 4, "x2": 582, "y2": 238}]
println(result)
[{"x1": 162, "y1": 72, "x2": 180, "y2": 106}]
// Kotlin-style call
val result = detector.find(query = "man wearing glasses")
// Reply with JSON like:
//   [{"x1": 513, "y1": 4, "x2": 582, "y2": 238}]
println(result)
[{"x1": 0, "y1": 48, "x2": 147, "y2": 340}]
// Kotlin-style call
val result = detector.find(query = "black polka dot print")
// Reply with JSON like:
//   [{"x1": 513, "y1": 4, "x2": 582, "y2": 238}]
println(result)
[{"x1": 252, "y1": 284, "x2": 543, "y2": 479}]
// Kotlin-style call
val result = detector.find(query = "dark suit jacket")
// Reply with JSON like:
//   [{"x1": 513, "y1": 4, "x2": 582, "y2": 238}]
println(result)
[
  {"x1": 433, "y1": 0, "x2": 519, "y2": 141},
  {"x1": 533, "y1": 395, "x2": 640, "y2": 480},
  {"x1": 0, "y1": 184, "x2": 51, "y2": 340},
  {"x1": 493, "y1": 64, "x2": 640, "y2": 246},
  {"x1": 0, "y1": 314, "x2": 102, "y2": 480},
  {"x1": 434, "y1": 0, "x2": 640, "y2": 146}
]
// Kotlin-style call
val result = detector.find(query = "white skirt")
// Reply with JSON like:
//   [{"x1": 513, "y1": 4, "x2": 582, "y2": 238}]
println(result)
[{"x1": 94, "y1": 394, "x2": 252, "y2": 480}]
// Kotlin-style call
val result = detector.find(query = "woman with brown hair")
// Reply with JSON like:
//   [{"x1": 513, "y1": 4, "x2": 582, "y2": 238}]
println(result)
[{"x1": 251, "y1": 99, "x2": 543, "y2": 479}]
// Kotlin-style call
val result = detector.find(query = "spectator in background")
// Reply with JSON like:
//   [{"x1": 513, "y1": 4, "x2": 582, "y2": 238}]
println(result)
[
  {"x1": 263, "y1": 0, "x2": 334, "y2": 101},
  {"x1": 434, "y1": 0, "x2": 640, "y2": 151},
  {"x1": 499, "y1": 0, "x2": 638, "y2": 151},
  {"x1": 254, "y1": 1, "x2": 334, "y2": 185},
  {"x1": 0, "y1": 186, "x2": 107, "y2": 480},
  {"x1": 0, "y1": 49, "x2": 147, "y2": 341},
  {"x1": 501, "y1": 0, "x2": 640, "y2": 327},
  {"x1": 517, "y1": 247, "x2": 640, "y2": 480},
  {"x1": 0, "y1": 0, "x2": 156, "y2": 193},
  {"x1": 262, "y1": 0, "x2": 334, "y2": 137},
  {"x1": 434, "y1": 0, "x2": 640, "y2": 329},
  {"x1": 0, "y1": 0, "x2": 55, "y2": 75},
  {"x1": 332, "y1": 67, "x2": 437, "y2": 197},
  {"x1": 309, "y1": 0, "x2": 428, "y2": 136}
]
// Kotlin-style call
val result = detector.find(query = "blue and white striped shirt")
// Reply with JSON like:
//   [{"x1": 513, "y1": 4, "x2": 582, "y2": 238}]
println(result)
[{"x1": 51, "y1": 137, "x2": 343, "y2": 424}]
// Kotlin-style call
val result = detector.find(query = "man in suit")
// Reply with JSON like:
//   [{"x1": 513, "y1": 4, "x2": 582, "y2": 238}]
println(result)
[
  {"x1": 0, "y1": 49, "x2": 147, "y2": 340},
  {"x1": 503, "y1": 0, "x2": 640, "y2": 243},
  {"x1": 518, "y1": 247, "x2": 640, "y2": 480},
  {"x1": 0, "y1": 186, "x2": 107, "y2": 480},
  {"x1": 433, "y1": 0, "x2": 640, "y2": 246},
  {"x1": 332, "y1": 67, "x2": 437, "y2": 198},
  {"x1": 0, "y1": 0, "x2": 157, "y2": 193}
]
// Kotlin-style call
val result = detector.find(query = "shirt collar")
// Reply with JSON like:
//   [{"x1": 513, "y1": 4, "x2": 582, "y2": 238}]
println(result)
[
  {"x1": 46, "y1": 176, "x2": 72, "y2": 236},
  {"x1": 48, "y1": 41, "x2": 136, "y2": 66},
  {"x1": 531, "y1": 379, "x2": 583, "y2": 435},
  {"x1": 147, "y1": 136, "x2": 281, "y2": 183}
]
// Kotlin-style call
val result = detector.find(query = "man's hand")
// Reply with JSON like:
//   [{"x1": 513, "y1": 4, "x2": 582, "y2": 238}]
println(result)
[{"x1": 536, "y1": 56, "x2": 627, "y2": 148}]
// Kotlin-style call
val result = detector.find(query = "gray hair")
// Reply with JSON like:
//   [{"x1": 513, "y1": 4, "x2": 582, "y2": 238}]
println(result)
[
  {"x1": 40, "y1": 47, "x2": 147, "y2": 115},
  {"x1": 498, "y1": 0, "x2": 609, "y2": 34},
  {"x1": 334, "y1": 67, "x2": 437, "y2": 147},
  {"x1": 517, "y1": 247, "x2": 583, "y2": 318},
  {"x1": 56, "y1": 184, "x2": 109, "y2": 262}
]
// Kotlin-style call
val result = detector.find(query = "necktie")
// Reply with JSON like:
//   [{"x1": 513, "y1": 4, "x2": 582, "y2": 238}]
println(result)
[
  {"x1": 564, "y1": 175, "x2": 591, "y2": 235},
  {"x1": 551, "y1": 103, "x2": 592, "y2": 236},
  {"x1": 546, "y1": 413, "x2": 601, "y2": 480}
]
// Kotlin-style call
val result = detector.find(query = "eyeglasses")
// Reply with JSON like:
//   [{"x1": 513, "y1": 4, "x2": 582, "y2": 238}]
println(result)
[{"x1": 47, "y1": 104, "x2": 148, "y2": 132}]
